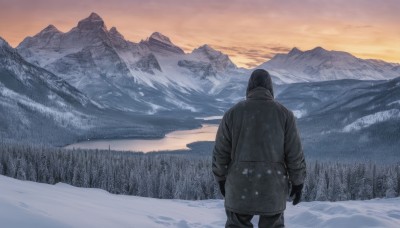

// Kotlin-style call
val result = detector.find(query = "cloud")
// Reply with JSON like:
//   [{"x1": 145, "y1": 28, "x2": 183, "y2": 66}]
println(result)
[
  {"x1": 211, "y1": 44, "x2": 291, "y2": 68},
  {"x1": 343, "y1": 24, "x2": 374, "y2": 30}
]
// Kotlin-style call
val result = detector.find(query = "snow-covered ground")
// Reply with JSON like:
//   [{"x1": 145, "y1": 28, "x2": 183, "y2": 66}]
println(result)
[{"x1": 1, "y1": 175, "x2": 399, "y2": 228}]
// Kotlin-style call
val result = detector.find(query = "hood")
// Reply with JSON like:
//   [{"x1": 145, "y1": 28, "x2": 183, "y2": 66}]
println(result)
[{"x1": 246, "y1": 69, "x2": 274, "y2": 97}]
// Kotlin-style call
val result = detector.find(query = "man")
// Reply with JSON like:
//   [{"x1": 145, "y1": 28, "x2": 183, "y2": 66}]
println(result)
[{"x1": 212, "y1": 69, "x2": 306, "y2": 228}]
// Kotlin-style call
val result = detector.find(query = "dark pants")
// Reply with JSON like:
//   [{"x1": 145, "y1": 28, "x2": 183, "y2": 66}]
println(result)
[{"x1": 225, "y1": 209, "x2": 284, "y2": 228}]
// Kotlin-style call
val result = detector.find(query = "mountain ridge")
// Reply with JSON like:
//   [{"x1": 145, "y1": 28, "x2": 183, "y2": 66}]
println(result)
[
  {"x1": 258, "y1": 46, "x2": 400, "y2": 83},
  {"x1": 13, "y1": 12, "x2": 399, "y2": 79},
  {"x1": 15, "y1": 12, "x2": 243, "y2": 114}
]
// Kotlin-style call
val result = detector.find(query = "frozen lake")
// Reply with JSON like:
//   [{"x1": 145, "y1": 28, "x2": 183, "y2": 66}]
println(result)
[{"x1": 65, "y1": 124, "x2": 218, "y2": 152}]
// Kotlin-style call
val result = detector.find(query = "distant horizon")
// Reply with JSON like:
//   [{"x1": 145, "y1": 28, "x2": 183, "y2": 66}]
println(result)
[{"x1": 1, "y1": 0, "x2": 399, "y2": 68}]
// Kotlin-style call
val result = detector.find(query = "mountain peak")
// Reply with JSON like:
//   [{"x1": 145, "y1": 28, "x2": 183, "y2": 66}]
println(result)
[
  {"x1": 77, "y1": 12, "x2": 106, "y2": 30},
  {"x1": 192, "y1": 44, "x2": 222, "y2": 56},
  {"x1": 108, "y1": 27, "x2": 129, "y2": 48},
  {"x1": 142, "y1": 32, "x2": 184, "y2": 55},
  {"x1": 109, "y1": 27, "x2": 124, "y2": 38},
  {"x1": 191, "y1": 44, "x2": 237, "y2": 70},
  {"x1": 310, "y1": 46, "x2": 328, "y2": 53},
  {"x1": 88, "y1": 12, "x2": 103, "y2": 20},
  {"x1": 40, "y1": 24, "x2": 61, "y2": 34},
  {"x1": 197, "y1": 44, "x2": 213, "y2": 51},
  {"x1": 149, "y1": 32, "x2": 172, "y2": 44},
  {"x1": 109, "y1": 27, "x2": 117, "y2": 33},
  {"x1": 288, "y1": 47, "x2": 302, "y2": 55}
]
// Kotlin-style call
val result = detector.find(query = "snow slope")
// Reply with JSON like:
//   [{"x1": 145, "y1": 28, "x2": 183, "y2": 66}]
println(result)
[
  {"x1": 343, "y1": 109, "x2": 400, "y2": 132},
  {"x1": 1, "y1": 175, "x2": 399, "y2": 228}
]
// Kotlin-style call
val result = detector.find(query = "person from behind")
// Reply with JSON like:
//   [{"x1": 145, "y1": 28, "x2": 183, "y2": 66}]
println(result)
[{"x1": 212, "y1": 69, "x2": 306, "y2": 228}]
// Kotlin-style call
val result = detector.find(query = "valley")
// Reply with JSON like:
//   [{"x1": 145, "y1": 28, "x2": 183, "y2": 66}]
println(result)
[{"x1": 0, "y1": 12, "x2": 399, "y2": 161}]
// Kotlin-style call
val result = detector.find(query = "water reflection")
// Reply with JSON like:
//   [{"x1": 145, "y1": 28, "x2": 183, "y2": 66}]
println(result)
[{"x1": 65, "y1": 124, "x2": 218, "y2": 152}]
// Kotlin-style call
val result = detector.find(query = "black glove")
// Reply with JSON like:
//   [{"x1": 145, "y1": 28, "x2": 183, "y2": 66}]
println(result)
[
  {"x1": 290, "y1": 184, "x2": 303, "y2": 205},
  {"x1": 218, "y1": 180, "x2": 226, "y2": 197}
]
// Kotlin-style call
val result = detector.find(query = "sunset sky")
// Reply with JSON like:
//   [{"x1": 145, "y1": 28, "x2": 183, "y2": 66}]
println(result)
[{"x1": 0, "y1": 0, "x2": 399, "y2": 68}]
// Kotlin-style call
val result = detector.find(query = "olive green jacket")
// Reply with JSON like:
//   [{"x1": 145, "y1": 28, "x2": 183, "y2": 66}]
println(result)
[{"x1": 212, "y1": 87, "x2": 306, "y2": 215}]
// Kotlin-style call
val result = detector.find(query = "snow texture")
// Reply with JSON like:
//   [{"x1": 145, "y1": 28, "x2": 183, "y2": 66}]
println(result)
[
  {"x1": 1, "y1": 175, "x2": 399, "y2": 228},
  {"x1": 292, "y1": 110, "x2": 307, "y2": 118},
  {"x1": 195, "y1": 116, "x2": 223, "y2": 120},
  {"x1": 343, "y1": 109, "x2": 400, "y2": 132},
  {"x1": 0, "y1": 86, "x2": 90, "y2": 129}
]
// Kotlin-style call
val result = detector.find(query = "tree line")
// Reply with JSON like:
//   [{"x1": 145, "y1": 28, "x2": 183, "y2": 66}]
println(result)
[{"x1": 0, "y1": 143, "x2": 399, "y2": 201}]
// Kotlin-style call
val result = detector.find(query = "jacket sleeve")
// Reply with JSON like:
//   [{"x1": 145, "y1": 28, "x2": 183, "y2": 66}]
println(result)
[
  {"x1": 284, "y1": 111, "x2": 306, "y2": 186},
  {"x1": 212, "y1": 112, "x2": 232, "y2": 182}
]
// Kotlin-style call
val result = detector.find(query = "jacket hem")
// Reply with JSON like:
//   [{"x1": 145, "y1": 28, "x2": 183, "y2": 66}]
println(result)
[{"x1": 225, "y1": 205, "x2": 286, "y2": 216}]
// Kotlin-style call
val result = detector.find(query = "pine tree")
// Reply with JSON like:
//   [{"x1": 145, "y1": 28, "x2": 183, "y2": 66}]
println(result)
[
  {"x1": 385, "y1": 169, "x2": 397, "y2": 198},
  {"x1": 315, "y1": 171, "x2": 328, "y2": 201}
]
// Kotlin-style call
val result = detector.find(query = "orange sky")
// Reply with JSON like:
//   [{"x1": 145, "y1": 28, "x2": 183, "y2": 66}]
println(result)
[{"x1": 0, "y1": 0, "x2": 399, "y2": 68}]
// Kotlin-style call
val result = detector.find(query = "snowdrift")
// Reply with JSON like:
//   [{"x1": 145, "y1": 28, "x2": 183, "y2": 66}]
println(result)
[{"x1": 0, "y1": 175, "x2": 399, "y2": 227}]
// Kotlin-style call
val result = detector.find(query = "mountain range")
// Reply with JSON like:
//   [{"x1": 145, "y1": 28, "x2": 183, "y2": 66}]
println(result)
[
  {"x1": 260, "y1": 47, "x2": 400, "y2": 83},
  {"x1": 13, "y1": 13, "x2": 400, "y2": 113},
  {"x1": 0, "y1": 12, "x2": 399, "y2": 160},
  {"x1": 16, "y1": 13, "x2": 241, "y2": 114}
]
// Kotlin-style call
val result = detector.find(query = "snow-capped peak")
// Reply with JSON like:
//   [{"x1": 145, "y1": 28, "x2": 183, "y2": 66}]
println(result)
[
  {"x1": 141, "y1": 32, "x2": 185, "y2": 55},
  {"x1": 87, "y1": 12, "x2": 103, "y2": 21},
  {"x1": 192, "y1": 44, "x2": 223, "y2": 57},
  {"x1": 311, "y1": 46, "x2": 325, "y2": 52},
  {"x1": 109, "y1": 27, "x2": 125, "y2": 40},
  {"x1": 306, "y1": 47, "x2": 356, "y2": 60},
  {"x1": 288, "y1": 47, "x2": 302, "y2": 55},
  {"x1": 309, "y1": 46, "x2": 329, "y2": 55},
  {"x1": 192, "y1": 44, "x2": 232, "y2": 63},
  {"x1": 149, "y1": 32, "x2": 173, "y2": 45},
  {"x1": 40, "y1": 24, "x2": 61, "y2": 34},
  {"x1": 77, "y1": 12, "x2": 106, "y2": 30},
  {"x1": 190, "y1": 44, "x2": 237, "y2": 71}
]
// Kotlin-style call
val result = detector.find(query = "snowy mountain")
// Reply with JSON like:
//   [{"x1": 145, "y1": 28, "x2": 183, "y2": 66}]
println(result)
[
  {"x1": 1, "y1": 36, "x2": 208, "y2": 145},
  {"x1": 139, "y1": 32, "x2": 185, "y2": 55},
  {"x1": 259, "y1": 47, "x2": 400, "y2": 83},
  {"x1": 177, "y1": 44, "x2": 237, "y2": 79},
  {"x1": 190, "y1": 44, "x2": 237, "y2": 71},
  {"x1": 1, "y1": 175, "x2": 399, "y2": 228},
  {"x1": 0, "y1": 37, "x2": 99, "y2": 143},
  {"x1": 275, "y1": 77, "x2": 400, "y2": 159},
  {"x1": 17, "y1": 13, "x2": 242, "y2": 114},
  {"x1": 16, "y1": 12, "x2": 400, "y2": 116}
]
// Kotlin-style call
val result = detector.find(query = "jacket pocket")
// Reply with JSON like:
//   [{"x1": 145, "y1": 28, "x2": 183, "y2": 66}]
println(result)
[{"x1": 225, "y1": 161, "x2": 288, "y2": 213}]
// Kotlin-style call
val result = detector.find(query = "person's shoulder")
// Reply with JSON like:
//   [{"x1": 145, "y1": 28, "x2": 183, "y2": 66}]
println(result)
[
  {"x1": 272, "y1": 100, "x2": 294, "y2": 119},
  {"x1": 231, "y1": 100, "x2": 247, "y2": 111},
  {"x1": 222, "y1": 100, "x2": 246, "y2": 120},
  {"x1": 224, "y1": 99, "x2": 245, "y2": 112}
]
